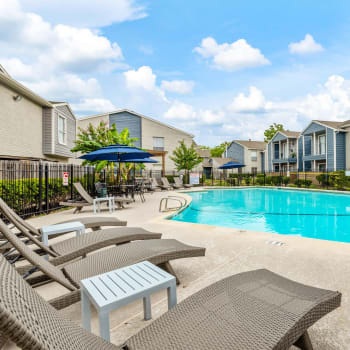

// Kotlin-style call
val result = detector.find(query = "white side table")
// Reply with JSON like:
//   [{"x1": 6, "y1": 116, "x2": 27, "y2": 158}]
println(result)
[
  {"x1": 93, "y1": 197, "x2": 115, "y2": 214},
  {"x1": 40, "y1": 221, "x2": 85, "y2": 247},
  {"x1": 80, "y1": 261, "x2": 177, "y2": 342}
]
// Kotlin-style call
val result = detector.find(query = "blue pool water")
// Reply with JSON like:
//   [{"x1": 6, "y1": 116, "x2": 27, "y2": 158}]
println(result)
[{"x1": 171, "y1": 188, "x2": 350, "y2": 243}]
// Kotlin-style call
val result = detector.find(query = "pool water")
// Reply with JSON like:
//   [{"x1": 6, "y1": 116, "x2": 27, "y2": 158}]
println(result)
[{"x1": 171, "y1": 188, "x2": 350, "y2": 243}]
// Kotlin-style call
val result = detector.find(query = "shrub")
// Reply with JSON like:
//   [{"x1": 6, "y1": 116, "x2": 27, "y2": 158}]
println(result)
[
  {"x1": 304, "y1": 179, "x2": 312, "y2": 187},
  {"x1": 245, "y1": 176, "x2": 251, "y2": 185},
  {"x1": 294, "y1": 179, "x2": 302, "y2": 187},
  {"x1": 316, "y1": 174, "x2": 329, "y2": 186},
  {"x1": 265, "y1": 176, "x2": 272, "y2": 185},
  {"x1": 256, "y1": 174, "x2": 265, "y2": 185},
  {"x1": 271, "y1": 175, "x2": 282, "y2": 186},
  {"x1": 166, "y1": 175, "x2": 175, "y2": 183},
  {"x1": 329, "y1": 171, "x2": 347, "y2": 189},
  {"x1": 282, "y1": 176, "x2": 290, "y2": 186}
]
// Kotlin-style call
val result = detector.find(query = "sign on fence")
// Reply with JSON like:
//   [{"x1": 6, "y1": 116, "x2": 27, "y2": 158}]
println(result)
[
  {"x1": 63, "y1": 172, "x2": 69, "y2": 186},
  {"x1": 190, "y1": 172, "x2": 200, "y2": 185}
]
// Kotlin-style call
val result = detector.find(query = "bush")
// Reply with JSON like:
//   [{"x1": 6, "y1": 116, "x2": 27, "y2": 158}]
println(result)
[
  {"x1": 304, "y1": 179, "x2": 312, "y2": 187},
  {"x1": 294, "y1": 179, "x2": 302, "y2": 187},
  {"x1": 265, "y1": 176, "x2": 272, "y2": 185},
  {"x1": 271, "y1": 175, "x2": 282, "y2": 186},
  {"x1": 316, "y1": 174, "x2": 329, "y2": 186},
  {"x1": 329, "y1": 171, "x2": 347, "y2": 189},
  {"x1": 165, "y1": 175, "x2": 175, "y2": 183},
  {"x1": 256, "y1": 174, "x2": 265, "y2": 185},
  {"x1": 245, "y1": 176, "x2": 251, "y2": 185},
  {"x1": 282, "y1": 176, "x2": 290, "y2": 186}
]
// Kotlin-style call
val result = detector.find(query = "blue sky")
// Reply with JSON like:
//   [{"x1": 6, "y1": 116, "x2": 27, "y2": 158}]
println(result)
[{"x1": 2, "y1": 0, "x2": 350, "y2": 145}]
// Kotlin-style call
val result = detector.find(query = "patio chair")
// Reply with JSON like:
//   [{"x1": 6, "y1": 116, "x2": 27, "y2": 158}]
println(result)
[
  {"x1": 0, "y1": 254, "x2": 341, "y2": 350},
  {"x1": 0, "y1": 206, "x2": 162, "y2": 268},
  {"x1": 160, "y1": 177, "x2": 174, "y2": 190},
  {"x1": 0, "y1": 197, "x2": 127, "y2": 235},
  {"x1": 0, "y1": 219, "x2": 205, "y2": 309},
  {"x1": 150, "y1": 177, "x2": 161, "y2": 191},
  {"x1": 60, "y1": 183, "x2": 133, "y2": 213},
  {"x1": 174, "y1": 176, "x2": 192, "y2": 188}
]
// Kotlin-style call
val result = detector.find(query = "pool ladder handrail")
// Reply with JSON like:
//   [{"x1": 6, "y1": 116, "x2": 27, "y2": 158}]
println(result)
[{"x1": 159, "y1": 195, "x2": 188, "y2": 212}]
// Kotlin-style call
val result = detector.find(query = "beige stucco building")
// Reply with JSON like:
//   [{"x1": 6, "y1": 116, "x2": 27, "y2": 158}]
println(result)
[
  {"x1": 0, "y1": 65, "x2": 77, "y2": 162},
  {"x1": 78, "y1": 109, "x2": 194, "y2": 172}
]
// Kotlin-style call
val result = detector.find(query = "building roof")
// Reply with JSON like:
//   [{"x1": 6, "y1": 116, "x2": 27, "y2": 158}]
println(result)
[
  {"x1": 0, "y1": 67, "x2": 52, "y2": 108},
  {"x1": 313, "y1": 120, "x2": 345, "y2": 130},
  {"x1": 233, "y1": 140, "x2": 266, "y2": 150},
  {"x1": 78, "y1": 109, "x2": 194, "y2": 138},
  {"x1": 195, "y1": 147, "x2": 211, "y2": 158},
  {"x1": 281, "y1": 130, "x2": 300, "y2": 137}
]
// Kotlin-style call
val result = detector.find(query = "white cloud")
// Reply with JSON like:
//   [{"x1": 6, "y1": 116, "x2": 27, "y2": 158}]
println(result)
[
  {"x1": 289, "y1": 34, "x2": 324, "y2": 55},
  {"x1": 24, "y1": 74, "x2": 101, "y2": 100},
  {"x1": 0, "y1": 0, "x2": 124, "y2": 76},
  {"x1": 163, "y1": 101, "x2": 197, "y2": 120},
  {"x1": 161, "y1": 80, "x2": 194, "y2": 94},
  {"x1": 124, "y1": 66, "x2": 156, "y2": 91},
  {"x1": 193, "y1": 37, "x2": 270, "y2": 71},
  {"x1": 199, "y1": 109, "x2": 225, "y2": 125},
  {"x1": 229, "y1": 86, "x2": 267, "y2": 113},
  {"x1": 71, "y1": 98, "x2": 116, "y2": 112},
  {"x1": 20, "y1": 0, "x2": 147, "y2": 27}
]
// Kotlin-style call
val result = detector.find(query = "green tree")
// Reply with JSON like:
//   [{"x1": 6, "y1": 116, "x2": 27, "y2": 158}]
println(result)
[
  {"x1": 170, "y1": 141, "x2": 202, "y2": 181},
  {"x1": 71, "y1": 121, "x2": 139, "y2": 176},
  {"x1": 210, "y1": 141, "x2": 230, "y2": 157},
  {"x1": 264, "y1": 123, "x2": 284, "y2": 143}
]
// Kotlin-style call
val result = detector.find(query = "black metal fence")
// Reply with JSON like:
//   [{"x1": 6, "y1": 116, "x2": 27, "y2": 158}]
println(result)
[
  {"x1": 2, "y1": 159, "x2": 350, "y2": 219},
  {"x1": 0, "y1": 160, "x2": 96, "y2": 218}
]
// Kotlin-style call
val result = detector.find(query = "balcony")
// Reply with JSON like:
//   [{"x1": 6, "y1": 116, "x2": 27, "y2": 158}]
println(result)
[{"x1": 302, "y1": 154, "x2": 326, "y2": 161}]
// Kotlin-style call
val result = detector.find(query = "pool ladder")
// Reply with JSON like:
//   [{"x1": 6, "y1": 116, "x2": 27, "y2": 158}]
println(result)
[{"x1": 159, "y1": 196, "x2": 188, "y2": 212}]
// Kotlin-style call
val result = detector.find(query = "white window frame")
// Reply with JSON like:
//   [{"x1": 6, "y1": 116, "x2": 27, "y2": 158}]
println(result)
[
  {"x1": 153, "y1": 137, "x2": 164, "y2": 150},
  {"x1": 251, "y1": 150, "x2": 257, "y2": 161},
  {"x1": 58, "y1": 114, "x2": 67, "y2": 145},
  {"x1": 318, "y1": 134, "x2": 326, "y2": 155}
]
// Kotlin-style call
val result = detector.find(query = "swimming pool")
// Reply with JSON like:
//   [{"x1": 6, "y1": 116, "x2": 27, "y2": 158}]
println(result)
[{"x1": 171, "y1": 188, "x2": 350, "y2": 243}]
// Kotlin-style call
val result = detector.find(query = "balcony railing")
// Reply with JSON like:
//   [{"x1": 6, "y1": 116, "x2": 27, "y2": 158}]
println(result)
[{"x1": 153, "y1": 147, "x2": 164, "y2": 151}]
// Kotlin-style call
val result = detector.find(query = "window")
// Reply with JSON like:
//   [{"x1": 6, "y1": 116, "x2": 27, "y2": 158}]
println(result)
[
  {"x1": 251, "y1": 150, "x2": 257, "y2": 161},
  {"x1": 318, "y1": 135, "x2": 326, "y2": 155},
  {"x1": 153, "y1": 137, "x2": 164, "y2": 151},
  {"x1": 58, "y1": 115, "x2": 67, "y2": 145}
]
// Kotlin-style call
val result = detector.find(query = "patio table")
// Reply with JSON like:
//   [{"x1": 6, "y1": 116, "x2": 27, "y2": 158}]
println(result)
[
  {"x1": 40, "y1": 221, "x2": 85, "y2": 247},
  {"x1": 80, "y1": 261, "x2": 177, "y2": 342}
]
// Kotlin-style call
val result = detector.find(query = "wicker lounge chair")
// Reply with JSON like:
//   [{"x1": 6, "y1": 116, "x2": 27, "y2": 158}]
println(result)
[
  {"x1": 150, "y1": 177, "x2": 161, "y2": 191},
  {"x1": 0, "y1": 197, "x2": 127, "y2": 233},
  {"x1": 2, "y1": 212, "x2": 162, "y2": 268},
  {"x1": 0, "y1": 219, "x2": 205, "y2": 309},
  {"x1": 174, "y1": 176, "x2": 192, "y2": 188},
  {"x1": 60, "y1": 183, "x2": 133, "y2": 213},
  {"x1": 160, "y1": 177, "x2": 175, "y2": 190},
  {"x1": 0, "y1": 253, "x2": 341, "y2": 350}
]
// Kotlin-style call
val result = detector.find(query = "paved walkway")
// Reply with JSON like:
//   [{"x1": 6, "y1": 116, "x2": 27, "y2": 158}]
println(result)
[{"x1": 4, "y1": 189, "x2": 350, "y2": 349}]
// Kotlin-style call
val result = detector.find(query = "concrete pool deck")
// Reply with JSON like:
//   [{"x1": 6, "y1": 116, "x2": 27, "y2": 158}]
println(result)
[{"x1": 4, "y1": 188, "x2": 350, "y2": 349}]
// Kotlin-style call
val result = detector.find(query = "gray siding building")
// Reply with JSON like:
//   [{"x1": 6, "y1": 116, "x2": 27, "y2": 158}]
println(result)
[{"x1": 0, "y1": 66, "x2": 77, "y2": 162}]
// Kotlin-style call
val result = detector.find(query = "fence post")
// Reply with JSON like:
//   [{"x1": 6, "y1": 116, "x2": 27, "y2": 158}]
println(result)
[
  {"x1": 44, "y1": 164, "x2": 49, "y2": 213},
  {"x1": 38, "y1": 162, "x2": 43, "y2": 213},
  {"x1": 211, "y1": 169, "x2": 214, "y2": 186},
  {"x1": 70, "y1": 164, "x2": 74, "y2": 200},
  {"x1": 264, "y1": 171, "x2": 266, "y2": 186}
]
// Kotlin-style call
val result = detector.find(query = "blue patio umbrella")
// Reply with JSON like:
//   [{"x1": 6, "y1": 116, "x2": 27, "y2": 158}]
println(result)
[
  {"x1": 79, "y1": 144, "x2": 154, "y2": 186},
  {"x1": 79, "y1": 144, "x2": 153, "y2": 162},
  {"x1": 218, "y1": 161, "x2": 245, "y2": 169}
]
